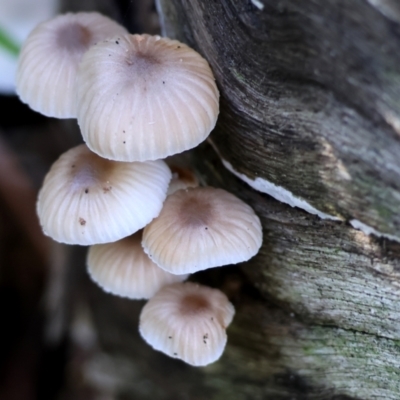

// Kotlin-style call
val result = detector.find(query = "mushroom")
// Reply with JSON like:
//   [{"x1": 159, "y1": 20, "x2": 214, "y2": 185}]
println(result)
[
  {"x1": 167, "y1": 164, "x2": 199, "y2": 195},
  {"x1": 37, "y1": 144, "x2": 171, "y2": 245},
  {"x1": 76, "y1": 33, "x2": 219, "y2": 162},
  {"x1": 139, "y1": 282, "x2": 235, "y2": 366},
  {"x1": 142, "y1": 187, "x2": 263, "y2": 274},
  {"x1": 87, "y1": 231, "x2": 188, "y2": 299},
  {"x1": 16, "y1": 12, "x2": 127, "y2": 118}
]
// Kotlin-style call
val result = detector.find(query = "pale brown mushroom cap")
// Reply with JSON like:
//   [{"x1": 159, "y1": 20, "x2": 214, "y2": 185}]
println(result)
[
  {"x1": 77, "y1": 34, "x2": 219, "y2": 161},
  {"x1": 167, "y1": 165, "x2": 199, "y2": 195},
  {"x1": 87, "y1": 231, "x2": 188, "y2": 299},
  {"x1": 142, "y1": 187, "x2": 263, "y2": 274},
  {"x1": 37, "y1": 144, "x2": 171, "y2": 245},
  {"x1": 139, "y1": 282, "x2": 235, "y2": 366},
  {"x1": 16, "y1": 12, "x2": 127, "y2": 118}
]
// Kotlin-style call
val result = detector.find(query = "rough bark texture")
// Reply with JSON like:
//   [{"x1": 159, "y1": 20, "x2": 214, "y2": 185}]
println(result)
[
  {"x1": 71, "y1": 146, "x2": 400, "y2": 399},
  {"x1": 158, "y1": 0, "x2": 400, "y2": 238},
  {"x1": 45, "y1": 1, "x2": 400, "y2": 399}
]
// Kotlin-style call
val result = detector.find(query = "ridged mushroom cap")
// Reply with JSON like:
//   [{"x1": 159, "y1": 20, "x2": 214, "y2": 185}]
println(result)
[
  {"x1": 167, "y1": 165, "x2": 199, "y2": 195},
  {"x1": 87, "y1": 231, "x2": 188, "y2": 299},
  {"x1": 77, "y1": 34, "x2": 219, "y2": 161},
  {"x1": 142, "y1": 187, "x2": 263, "y2": 274},
  {"x1": 139, "y1": 282, "x2": 235, "y2": 366},
  {"x1": 37, "y1": 144, "x2": 171, "y2": 245},
  {"x1": 16, "y1": 12, "x2": 127, "y2": 118}
]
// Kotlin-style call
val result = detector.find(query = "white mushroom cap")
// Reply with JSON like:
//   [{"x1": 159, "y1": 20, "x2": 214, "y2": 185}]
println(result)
[
  {"x1": 77, "y1": 34, "x2": 219, "y2": 161},
  {"x1": 142, "y1": 187, "x2": 263, "y2": 274},
  {"x1": 167, "y1": 165, "x2": 199, "y2": 195},
  {"x1": 87, "y1": 231, "x2": 188, "y2": 299},
  {"x1": 139, "y1": 282, "x2": 235, "y2": 366},
  {"x1": 37, "y1": 144, "x2": 171, "y2": 245},
  {"x1": 16, "y1": 12, "x2": 127, "y2": 118}
]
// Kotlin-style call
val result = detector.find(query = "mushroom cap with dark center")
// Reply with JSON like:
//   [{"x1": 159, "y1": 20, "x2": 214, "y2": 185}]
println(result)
[
  {"x1": 139, "y1": 282, "x2": 235, "y2": 366},
  {"x1": 87, "y1": 231, "x2": 188, "y2": 299},
  {"x1": 178, "y1": 194, "x2": 214, "y2": 227},
  {"x1": 77, "y1": 34, "x2": 219, "y2": 161},
  {"x1": 142, "y1": 187, "x2": 263, "y2": 274},
  {"x1": 16, "y1": 12, "x2": 127, "y2": 118},
  {"x1": 37, "y1": 144, "x2": 171, "y2": 245},
  {"x1": 56, "y1": 22, "x2": 92, "y2": 52}
]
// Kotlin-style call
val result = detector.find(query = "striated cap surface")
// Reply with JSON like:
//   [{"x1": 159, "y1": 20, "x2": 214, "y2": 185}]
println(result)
[
  {"x1": 77, "y1": 34, "x2": 219, "y2": 161},
  {"x1": 142, "y1": 187, "x2": 263, "y2": 274},
  {"x1": 87, "y1": 231, "x2": 188, "y2": 299},
  {"x1": 37, "y1": 144, "x2": 171, "y2": 245},
  {"x1": 16, "y1": 12, "x2": 127, "y2": 118},
  {"x1": 139, "y1": 282, "x2": 235, "y2": 366}
]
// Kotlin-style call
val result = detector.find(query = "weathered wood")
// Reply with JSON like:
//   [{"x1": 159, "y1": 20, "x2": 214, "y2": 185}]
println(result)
[
  {"x1": 157, "y1": 0, "x2": 400, "y2": 238},
  {"x1": 194, "y1": 144, "x2": 400, "y2": 340},
  {"x1": 65, "y1": 146, "x2": 400, "y2": 400},
  {"x1": 0, "y1": 133, "x2": 50, "y2": 263},
  {"x1": 48, "y1": 1, "x2": 400, "y2": 399},
  {"x1": 76, "y1": 266, "x2": 399, "y2": 400}
]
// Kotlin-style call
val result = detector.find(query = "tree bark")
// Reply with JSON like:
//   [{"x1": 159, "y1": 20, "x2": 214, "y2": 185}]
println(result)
[
  {"x1": 158, "y1": 0, "x2": 400, "y2": 238},
  {"x1": 59, "y1": 1, "x2": 400, "y2": 399}
]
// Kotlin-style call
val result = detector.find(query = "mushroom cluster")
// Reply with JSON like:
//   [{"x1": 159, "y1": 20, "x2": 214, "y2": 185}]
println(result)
[{"x1": 17, "y1": 12, "x2": 263, "y2": 367}]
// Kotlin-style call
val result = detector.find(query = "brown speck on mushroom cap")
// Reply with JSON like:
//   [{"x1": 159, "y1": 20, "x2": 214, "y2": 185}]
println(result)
[
  {"x1": 37, "y1": 144, "x2": 171, "y2": 245},
  {"x1": 142, "y1": 187, "x2": 263, "y2": 274},
  {"x1": 16, "y1": 12, "x2": 127, "y2": 118},
  {"x1": 87, "y1": 231, "x2": 188, "y2": 299},
  {"x1": 139, "y1": 282, "x2": 235, "y2": 366},
  {"x1": 76, "y1": 34, "x2": 219, "y2": 162}
]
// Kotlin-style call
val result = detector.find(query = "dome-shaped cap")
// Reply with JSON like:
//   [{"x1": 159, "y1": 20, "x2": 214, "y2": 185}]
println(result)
[
  {"x1": 37, "y1": 144, "x2": 171, "y2": 245},
  {"x1": 16, "y1": 12, "x2": 127, "y2": 118},
  {"x1": 87, "y1": 231, "x2": 188, "y2": 299},
  {"x1": 77, "y1": 34, "x2": 219, "y2": 162},
  {"x1": 142, "y1": 187, "x2": 263, "y2": 274},
  {"x1": 139, "y1": 282, "x2": 235, "y2": 366}
]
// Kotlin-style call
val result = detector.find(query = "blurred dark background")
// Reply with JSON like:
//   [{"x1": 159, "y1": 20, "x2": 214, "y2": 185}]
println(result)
[{"x1": 0, "y1": 1, "x2": 160, "y2": 399}]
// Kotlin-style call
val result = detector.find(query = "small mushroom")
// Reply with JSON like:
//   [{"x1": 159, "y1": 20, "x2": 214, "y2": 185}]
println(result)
[
  {"x1": 16, "y1": 12, "x2": 127, "y2": 118},
  {"x1": 37, "y1": 144, "x2": 171, "y2": 245},
  {"x1": 167, "y1": 164, "x2": 199, "y2": 195},
  {"x1": 139, "y1": 282, "x2": 235, "y2": 366},
  {"x1": 76, "y1": 34, "x2": 220, "y2": 162},
  {"x1": 142, "y1": 187, "x2": 263, "y2": 274},
  {"x1": 87, "y1": 231, "x2": 188, "y2": 299}
]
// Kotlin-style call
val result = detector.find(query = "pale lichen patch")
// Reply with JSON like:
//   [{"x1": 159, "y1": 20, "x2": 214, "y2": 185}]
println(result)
[
  {"x1": 221, "y1": 157, "x2": 341, "y2": 221},
  {"x1": 350, "y1": 219, "x2": 400, "y2": 243}
]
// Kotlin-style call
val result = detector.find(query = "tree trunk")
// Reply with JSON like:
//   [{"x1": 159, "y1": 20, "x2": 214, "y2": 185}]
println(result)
[{"x1": 58, "y1": 1, "x2": 400, "y2": 399}]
